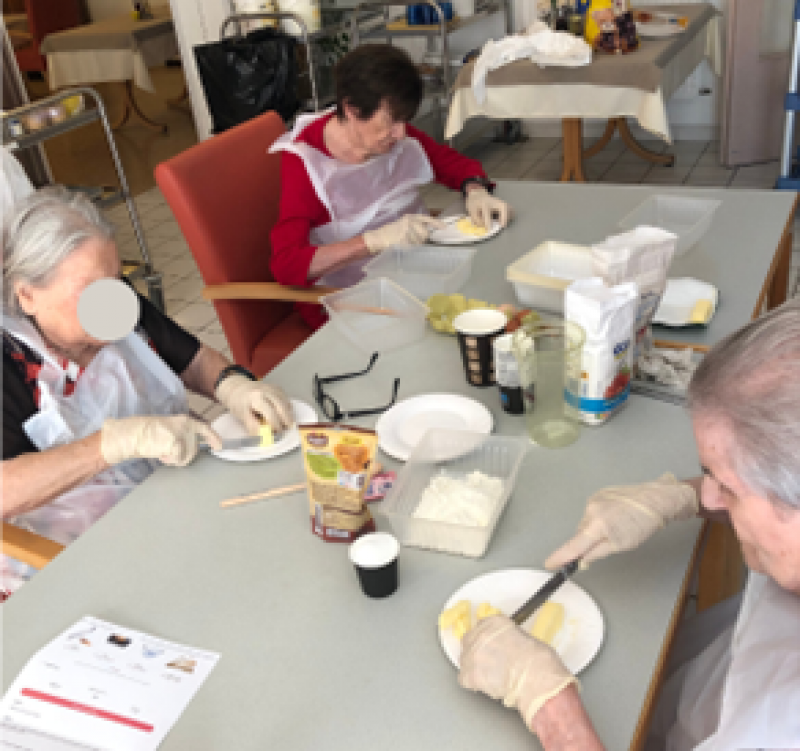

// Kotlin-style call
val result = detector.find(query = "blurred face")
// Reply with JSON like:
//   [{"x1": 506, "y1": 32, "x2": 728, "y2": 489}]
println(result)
[
  {"x1": 693, "y1": 412, "x2": 800, "y2": 594},
  {"x1": 343, "y1": 100, "x2": 406, "y2": 159},
  {"x1": 15, "y1": 236, "x2": 121, "y2": 367}
]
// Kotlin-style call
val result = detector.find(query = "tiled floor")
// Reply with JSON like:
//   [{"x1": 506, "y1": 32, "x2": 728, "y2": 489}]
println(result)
[{"x1": 106, "y1": 134, "x2": 799, "y2": 423}]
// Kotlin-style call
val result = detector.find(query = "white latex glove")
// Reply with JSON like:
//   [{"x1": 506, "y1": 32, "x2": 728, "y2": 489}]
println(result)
[
  {"x1": 100, "y1": 414, "x2": 221, "y2": 467},
  {"x1": 215, "y1": 374, "x2": 293, "y2": 435},
  {"x1": 545, "y1": 473, "x2": 699, "y2": 571},
  {"x1": 362, "y1": 214, "x2": 444, "y2": 253},
  {"x1": 459, "y1": 615, "x2": 578, "y2": 730},
  {"x1": 466, "y1": 186, "x2": 511, "y2": 229}
]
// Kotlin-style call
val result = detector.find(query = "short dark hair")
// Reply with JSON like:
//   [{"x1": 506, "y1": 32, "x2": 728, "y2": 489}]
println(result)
[{"x1": 334, "y1": 44, "x2": 423, "y2": 122}]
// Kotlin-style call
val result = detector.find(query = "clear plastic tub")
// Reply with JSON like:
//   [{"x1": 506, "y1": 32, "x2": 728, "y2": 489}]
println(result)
[
  {"x1": 376, "y1": 429, "x2": 528, "y2": 558},
  {"x1": 362, "y1": 246, "x2": 476, "y2": 300},
  {"x1": 321, "y1": 277, "x2": 429, "y2": 354},
  {"x1": 506, "y1": 241, "x2": 594, "y2": 313},
  {"x1": 617, "y1": 195, "x2": 721, "y2": 256}
]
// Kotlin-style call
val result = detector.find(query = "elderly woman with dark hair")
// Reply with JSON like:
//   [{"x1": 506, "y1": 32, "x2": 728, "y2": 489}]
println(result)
[
  {"x1": 1, "y1": 188, "x2": 292, "y2": 593},
  {"x1": 458, "y1": 299, "x2": 800, "y2": 749},
  {"x1": 270, "y1": 44, "x2": 512, "y2": 331}
]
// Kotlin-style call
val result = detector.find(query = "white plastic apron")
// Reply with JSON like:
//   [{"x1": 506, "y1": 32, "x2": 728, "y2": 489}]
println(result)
[
  {"x1": 2, "y1": 315, "x2": 187, "y2": 588},
  {"x1": 649, "y1": 572, "x2": 800, "y2": 750},
  {"x1": 270, "y1": 108, "x2": 434, "y2": 287}
]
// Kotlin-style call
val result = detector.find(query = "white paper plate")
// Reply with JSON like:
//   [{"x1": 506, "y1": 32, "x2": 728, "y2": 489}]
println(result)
[
  {"x1": 653, "y1": 278, "x2": 719, "y2": 327},
  {"x1": 210, "y1": 399, "x2": 317, "y2": 462},
  {"x1": 429, "y1": 215, "x2": 502, "y2": 245},
  {"x1": 375, "y1": 394, "x2": 493, "y2": 461},
  {"x1": 439, "y1": 569, "x2": 604, "y2": 674},
  {"x1": 636, "y1": 21, "x2": 684, "y2": 38}
]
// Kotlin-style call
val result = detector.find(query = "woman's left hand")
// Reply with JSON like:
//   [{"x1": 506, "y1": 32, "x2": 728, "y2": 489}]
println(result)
[
  {"x1": 215, "y1": 375, "x2": 294, "y2": 434},
  {"x1": 466, "y1": 187, "x2": 511, "y2": 229}
]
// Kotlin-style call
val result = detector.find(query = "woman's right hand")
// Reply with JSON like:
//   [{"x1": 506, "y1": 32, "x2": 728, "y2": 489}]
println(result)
[
  {"x1": 362, "y1": 214, "x2": 444, "y2": 253},
  {"x1": 100, "y1": 415, "x2": 222, "y2": 467}
]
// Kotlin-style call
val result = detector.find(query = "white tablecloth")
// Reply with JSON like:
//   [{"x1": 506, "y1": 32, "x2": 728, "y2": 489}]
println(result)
[
  {"x1": 445, "y1": 16, "x2": 722, "y2": 143},
  {"x1": 44, "y1": 17, "x2": 178, "y2": 93}
]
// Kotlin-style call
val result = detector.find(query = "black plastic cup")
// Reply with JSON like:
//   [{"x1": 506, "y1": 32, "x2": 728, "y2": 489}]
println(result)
[{"x1": 348, "y1": 533, "x2": 399, "y2": 598}]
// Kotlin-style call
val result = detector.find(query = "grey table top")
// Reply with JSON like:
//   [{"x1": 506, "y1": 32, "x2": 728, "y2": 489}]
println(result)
[{"x1": 4, "y1": 180, "x2": 794, "y2": 749}]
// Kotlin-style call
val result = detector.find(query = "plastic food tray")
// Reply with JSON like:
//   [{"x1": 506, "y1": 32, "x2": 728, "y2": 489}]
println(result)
[
  {"x1": 321, "y1": 277, "x2": 429, "y2": 354},
  {"x1": 376, "y1": 429, "x2": 528, "y2": 558},
  {"x1": 506, "y1": 241, "x2": 594, "y2": 313},
  {"x1": 362, "y1": 245, "x2": 476, "y2": 300},
  {"x1": 617, "y1": 195, "x2": 721, "y2": 256}
]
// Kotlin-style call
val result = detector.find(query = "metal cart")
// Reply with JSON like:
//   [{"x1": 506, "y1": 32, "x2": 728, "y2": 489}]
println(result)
[{"x1": 1, "y1": 86, "x2": 164, "y2": 311}]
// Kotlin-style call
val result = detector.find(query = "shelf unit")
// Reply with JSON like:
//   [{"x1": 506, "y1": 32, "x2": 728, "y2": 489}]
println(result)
[
  {"x1": 1, "y1": 86, "x2": 164, "y2": 311},
  {"x1": 349, "y1": 0, "x2": 512, "y2": 140}
]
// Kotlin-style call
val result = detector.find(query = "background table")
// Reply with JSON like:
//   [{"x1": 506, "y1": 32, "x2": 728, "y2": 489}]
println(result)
[
  {"x1": 3, "y1": 181, "x2": 795, "y2": 750},
  {"x1": 40, "y1": 9, "x2": 178, "y2": 132},
  {"x1": 447, "y1": 4, "x2": 721, "y2": 181}
]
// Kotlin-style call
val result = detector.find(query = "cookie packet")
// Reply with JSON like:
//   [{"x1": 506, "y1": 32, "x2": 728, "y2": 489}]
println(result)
[{"x1": 299, "y1": 424, "x2": 379, "y2": 542}]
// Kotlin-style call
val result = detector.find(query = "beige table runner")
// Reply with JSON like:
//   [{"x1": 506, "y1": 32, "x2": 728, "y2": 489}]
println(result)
[{"x1": 453, "y1": 4, "x2": 716, "y2": 94}]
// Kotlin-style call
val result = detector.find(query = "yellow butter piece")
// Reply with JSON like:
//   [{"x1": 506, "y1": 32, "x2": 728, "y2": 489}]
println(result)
[
  {"x1": 438, "y1": 600, "x2": 471, "y2": 630},
  {"x1": 530, "y1": 601, "x2": 565, "y2": 645},
  {"x1": 689, "y1": 299, "x2": 713, "y2": 325},
  {"x1": 476, "y1": 602, "x2": 502, "y2": 620},
  {"x1": 453, "y1": 612, "x2": 472, "y2": 640},
  {"x1": 456, "y1": 217, "x2": 488, "y2": 237},
  {"x1": 258, "y1": 424, "x2": 274, "y2": 447}
]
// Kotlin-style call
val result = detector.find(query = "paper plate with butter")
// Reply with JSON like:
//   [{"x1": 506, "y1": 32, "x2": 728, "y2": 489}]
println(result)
[
  {"x1": 653, "y1": 278, "x2": 719, "y2": 328},
  {"x1": 429, "y1": 215, "x2": 503, "y2": 245},
  {"x1": 438, "y1": 568, "x2": 604, "y2": 673}
]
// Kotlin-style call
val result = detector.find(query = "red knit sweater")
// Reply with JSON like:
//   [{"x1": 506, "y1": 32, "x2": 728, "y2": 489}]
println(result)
[{"x1": 269, "y1": 112, "x2": 487, "y2": 330}]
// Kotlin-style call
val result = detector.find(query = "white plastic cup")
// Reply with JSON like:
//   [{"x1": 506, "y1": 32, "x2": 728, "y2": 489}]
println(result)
[
  {"x1": 453, "y1": 309, "x2": 507, "y2": 387},
  {"x1": 349, "y1": 533, "x2": 399, "y2": 598}
]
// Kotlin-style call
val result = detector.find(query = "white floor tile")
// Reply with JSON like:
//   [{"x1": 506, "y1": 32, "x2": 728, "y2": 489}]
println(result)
[
  {"x1": 172, "y1": 302, "x2": 219, "y2": 332},
  {"x1": 159, "y1": 255, "x2": 201, "y2": 279}
]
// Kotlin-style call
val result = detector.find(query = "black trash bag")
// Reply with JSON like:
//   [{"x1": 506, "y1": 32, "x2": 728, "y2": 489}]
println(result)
[{"x1": 194, "y1": 27, "x2": 299, "y2": 133}]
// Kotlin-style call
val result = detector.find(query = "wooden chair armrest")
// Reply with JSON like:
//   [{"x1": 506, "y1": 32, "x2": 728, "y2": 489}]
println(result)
[
  {"x1": 202, "y1": 282, "x2": 340, "y2": 304},
  {"x1": 2, "y1": 522, "x2": 64, "y2": 570}
]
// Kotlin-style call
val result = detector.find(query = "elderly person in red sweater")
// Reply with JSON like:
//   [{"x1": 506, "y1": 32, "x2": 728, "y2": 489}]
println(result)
[{"x1": 270, "y1": 44, "x2": 510, "y2": 331}]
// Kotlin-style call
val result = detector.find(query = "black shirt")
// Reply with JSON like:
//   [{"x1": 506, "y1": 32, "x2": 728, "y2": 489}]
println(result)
[{"x1": 2, "y1": 293, "x2": 201, "y2": 460}]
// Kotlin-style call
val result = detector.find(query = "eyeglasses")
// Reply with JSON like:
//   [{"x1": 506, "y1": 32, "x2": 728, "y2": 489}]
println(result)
[{"x1": 313, "y1": 352, "x2": 400, "y2": 422}]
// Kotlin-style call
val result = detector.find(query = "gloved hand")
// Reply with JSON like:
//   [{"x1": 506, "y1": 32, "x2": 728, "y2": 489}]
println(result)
[
  {"x1": 215, "y1": 374, "x2": 294, "y2": 435},
  {"x1": 362, "y1": 214, "x2": 444, "y2": 253},
  {"x1": 459, "y1": 615, "x2": 578, "y2": 730},
  {"x1": 100, "y1": 414, "x2": 221, "y2": 467},
  {"x1": 466, "y1": 186, "x2": 511, "y2": 229},
  {"x1": 545, "y1": 473, "x2": 699, "y2": 571}
]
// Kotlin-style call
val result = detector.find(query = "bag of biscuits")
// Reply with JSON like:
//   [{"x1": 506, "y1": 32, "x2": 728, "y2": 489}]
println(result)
[{"x1": 299, "y1": 424, "x2": 379, "y2": 542}]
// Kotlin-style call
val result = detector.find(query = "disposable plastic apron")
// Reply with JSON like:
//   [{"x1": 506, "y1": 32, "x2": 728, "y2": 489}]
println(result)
[
  {"x1": 658, "y1": 572, "x2": 800, "y2": 750},
  {"x1": 2, "y1": 315, "x2": 187, "y2": 588},
  {"x1": 270, "y1": 108, "x2": 434, "y2": 288}
]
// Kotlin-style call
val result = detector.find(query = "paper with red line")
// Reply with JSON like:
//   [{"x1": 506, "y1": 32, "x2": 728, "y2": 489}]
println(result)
[{"x1": 0, "y1": 616, "x2": 219, "y2": 750}]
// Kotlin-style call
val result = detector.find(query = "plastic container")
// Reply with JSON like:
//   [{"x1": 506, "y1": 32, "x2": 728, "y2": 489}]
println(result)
[
  {"x1": 506, "y1": 241, "x2": 594, "y2": 313},
  {"x1": 617, "y1": 195, "x2": 721, "y2": 257},
  {"x1": 321, "y1": 277, "x2": 428, "y2": 354},
  {"x1": 376, "y1": 429, "x2": 528, "y2": 557},
  {"x1": 362, "y1": 246, "x2": 475, "y2": 300}
]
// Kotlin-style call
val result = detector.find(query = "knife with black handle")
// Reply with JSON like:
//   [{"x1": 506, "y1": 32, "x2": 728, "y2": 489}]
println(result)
[{"x1": 510, "y1": 559, "x2": 581, "y2": 626}]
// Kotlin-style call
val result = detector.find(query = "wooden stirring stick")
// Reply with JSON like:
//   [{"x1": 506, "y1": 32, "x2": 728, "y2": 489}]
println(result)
[
  {"x1": 331, "y1": 303, "x2": 404, "y2": 317},
  {"x1": 221, "y1": 482, "x2": 305, "y2": 509}
]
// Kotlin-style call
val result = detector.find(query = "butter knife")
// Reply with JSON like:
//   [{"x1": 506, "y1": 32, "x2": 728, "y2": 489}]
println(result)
[{"x1": 510, "y1": 559, "x2": 580, "y2": 625}]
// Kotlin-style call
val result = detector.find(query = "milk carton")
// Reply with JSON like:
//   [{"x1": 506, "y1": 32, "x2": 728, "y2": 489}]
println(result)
[{"x1": 565, "y1": 278, "x2": 638, "y2": 425}]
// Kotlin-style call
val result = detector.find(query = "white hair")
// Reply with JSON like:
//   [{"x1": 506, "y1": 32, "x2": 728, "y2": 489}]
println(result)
[
  {"x1": 688, "y1": 298, "x2": 800, "y2": 511},
  {"x1": 2, "y1": 186, "x2": 114, "y2": 314}
]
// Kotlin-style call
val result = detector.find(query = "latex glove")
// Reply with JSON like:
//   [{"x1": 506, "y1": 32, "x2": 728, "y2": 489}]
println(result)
[
  {"x1": 545, "y1": 473, "x2": 699, "y2": 571},
  {"x1": 100, "y1": 414, "x2": 221, "y2": 467},
  {"x1": 362, "y1": 214, "x2": 444, "y2": 253},
  {"x1": 466, "y1": 186, "x2": 511, "y2": 229},
  {"x1": 459, "y1": 615, "x2": 578, "y2": 729},
  {"x1": 215, "y1": 374, "x2": 294, "y2": 434}
]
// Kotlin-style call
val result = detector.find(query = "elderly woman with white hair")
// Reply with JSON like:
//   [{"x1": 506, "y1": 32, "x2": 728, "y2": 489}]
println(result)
[
  {"x1": 457, "y1": 299, "x2": 800, "y2": 749},
  {"x1": 2, "y1": 188, "x2": 293, "y2": 594}
]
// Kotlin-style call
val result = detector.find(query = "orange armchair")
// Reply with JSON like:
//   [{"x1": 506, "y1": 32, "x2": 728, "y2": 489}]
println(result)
[
  {"x1": 155, "y1": 111, "x2": 330, "y2": 378},
  {"x1": 15, "y1": 0, "x2": 81, "y2": 73}
]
